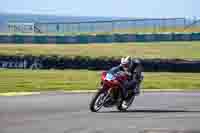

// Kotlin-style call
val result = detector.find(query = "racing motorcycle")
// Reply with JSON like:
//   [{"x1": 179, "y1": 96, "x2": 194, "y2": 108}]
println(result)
[{"x1": 89, "y1": 66, "x2": 142, "y2": 112}]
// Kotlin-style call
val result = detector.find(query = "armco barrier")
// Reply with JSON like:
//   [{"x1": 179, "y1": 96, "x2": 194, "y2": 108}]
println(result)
[
  {"x1": 173, "y1": 34, "x2": 191, "y2": 41},
  {"x1": 13, "y1": 35, "x2": 22, "y2": 43},
  {"x1": 114, "y1": 34, "x2": 136, "y2": 42},
  {"x1": 145, "y1": 34, "x2": 155, "y2": 42},
  {"x1": 191, "y1": 33, "x2": 200, "y2": 40},
  {"x1": 23, "y1": 36, "x2": 35, "y2": 43},
  {"x1": 34, "y1": 36, "x2": 48, "y2": 44},
  {"x1": 0, "y1": 33, "x2": 200, "y2": 44},
  {"x1": 77, "y1": 35, "x2": 89, "y2": 43},
  {"x1": 0, "y1": 35, "x2": 12, "y2": 43},
  {"x1": 66, "y1": 36, "x2": 77, "y2": 43},
  {"x1": 155, "y1": 34, "x2": 173, "y2": 41},
  {"x1": 135, "y1": 34, "x2": 146, "y2": 42},
  {"x1": 94, "y1": 35, "x2": 114, "y2": 43},
  {"x1": 47, "y1": 36, "x2": 57, "y2": 44}
]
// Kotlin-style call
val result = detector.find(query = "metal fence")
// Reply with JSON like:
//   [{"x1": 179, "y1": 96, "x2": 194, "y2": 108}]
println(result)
[
  {"x1": 34, "y1": 18, "x2": 187, "y2": 34},
  {"x1": 2, "y1": 18, "x2": 200, "y2": 34}
]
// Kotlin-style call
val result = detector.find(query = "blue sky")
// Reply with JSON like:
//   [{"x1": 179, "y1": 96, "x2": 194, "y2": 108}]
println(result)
[{"x1": 0, "y1": 0, "x2": 199, "y2": 18}]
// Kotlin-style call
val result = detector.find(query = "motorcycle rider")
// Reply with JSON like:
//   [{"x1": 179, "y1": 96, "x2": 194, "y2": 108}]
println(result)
[{"x1": 119, "y1": 56, "x2": 144, "y2": 107}]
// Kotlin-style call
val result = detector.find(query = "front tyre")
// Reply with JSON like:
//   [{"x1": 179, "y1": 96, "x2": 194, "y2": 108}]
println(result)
[{"x1": 89, "y1": 89, "x2": 108, "y2": 112}]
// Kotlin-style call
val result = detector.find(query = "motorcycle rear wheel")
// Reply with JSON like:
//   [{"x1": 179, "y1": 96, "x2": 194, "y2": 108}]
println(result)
[{"x1": 117, "y1": 94, "x2": 135, "y2": 111}]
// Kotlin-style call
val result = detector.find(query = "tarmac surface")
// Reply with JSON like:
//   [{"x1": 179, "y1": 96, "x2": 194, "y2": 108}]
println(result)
[{"x1": 0, "y1": 92, "x2": 200, "y2": 133}]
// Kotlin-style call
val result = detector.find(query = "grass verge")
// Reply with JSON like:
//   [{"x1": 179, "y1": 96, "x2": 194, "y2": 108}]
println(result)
[
  {"x1": 0, "y1": 42, "x2": 200, "y2": 60},
  {"x1": 0, "y1": 69, "x2": 200, "y2": 93}
]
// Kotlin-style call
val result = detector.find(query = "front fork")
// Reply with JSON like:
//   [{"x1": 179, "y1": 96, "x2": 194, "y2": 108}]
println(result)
[{"x1": 99, "y1": 83, "x2": 113, "y2": 102}]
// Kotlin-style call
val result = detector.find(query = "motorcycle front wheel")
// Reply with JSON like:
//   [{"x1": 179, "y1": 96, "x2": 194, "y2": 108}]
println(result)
[{"x1": 89, "y1": 89, "x2": 108, "y2": 112}]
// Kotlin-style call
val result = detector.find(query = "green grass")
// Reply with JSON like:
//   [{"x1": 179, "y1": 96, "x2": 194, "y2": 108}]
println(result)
[
  {"x1": 0, "y1": 69, "x2": 98, "y2": 93},
  {"x1": 1, "y1": 41, "x2": 200, "y2": 59},
  {"x1": 0, "y1": 69, "x2": 200, "y2": 93}
]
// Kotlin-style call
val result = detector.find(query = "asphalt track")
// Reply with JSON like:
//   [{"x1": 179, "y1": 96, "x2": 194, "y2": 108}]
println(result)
[{"x1": 0, "y1": 92, "x2": 200, "y2": 133}]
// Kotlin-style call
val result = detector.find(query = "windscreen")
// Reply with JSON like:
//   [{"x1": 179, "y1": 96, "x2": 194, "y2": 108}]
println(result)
[{"x1": 108, "y1": 66, "x2": 121, "y2": 75}]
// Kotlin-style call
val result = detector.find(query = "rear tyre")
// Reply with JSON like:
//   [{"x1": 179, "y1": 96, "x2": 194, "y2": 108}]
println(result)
[
  {"x1": 89, "y1": 89, "x2": 108, "y2": 112},
  {"x1": 117, "y1": 95, "x2": 135, "y2": 112}
]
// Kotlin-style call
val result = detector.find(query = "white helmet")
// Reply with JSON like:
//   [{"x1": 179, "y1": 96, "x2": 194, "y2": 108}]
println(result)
[{"x1": 120, "y1": 56, "x2": 132, "y2": 71}]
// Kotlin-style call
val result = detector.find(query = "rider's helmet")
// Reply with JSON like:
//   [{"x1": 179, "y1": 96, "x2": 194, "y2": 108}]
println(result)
[{"x1": 120, "y1": 56, "x2": 132, "y2": 71}]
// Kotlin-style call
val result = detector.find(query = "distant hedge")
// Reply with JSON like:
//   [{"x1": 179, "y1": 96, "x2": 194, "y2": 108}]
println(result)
[{"x1": 0, "y1": 55, "x2": 200, "y2": 72}]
